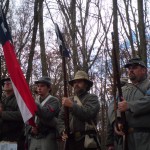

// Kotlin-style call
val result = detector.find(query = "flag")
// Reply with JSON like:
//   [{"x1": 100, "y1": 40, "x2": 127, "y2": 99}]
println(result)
[
  {"x1": 0, "y1": 6, "x2": 37, "y2": 126},
  {"x1": 55, "y1": 23, "x2": 70, "y2": 57}
]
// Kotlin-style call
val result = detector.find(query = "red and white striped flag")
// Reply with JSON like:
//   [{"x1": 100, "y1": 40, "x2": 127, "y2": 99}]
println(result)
[{"x1": 0, "y1": 6, "x2": 37, "y2": 126}]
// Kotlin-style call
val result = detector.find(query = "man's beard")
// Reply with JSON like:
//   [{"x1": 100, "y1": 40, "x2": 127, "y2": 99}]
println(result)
[
  {"x1": 129, "y1": 72, "x2": 146, "y2": 83},
  {"x1": 129, "y1": 73, "x2": 136, "y2": 81},
  {"x1": 74, "y1": 86, "x2": 86, "y2": 95}
]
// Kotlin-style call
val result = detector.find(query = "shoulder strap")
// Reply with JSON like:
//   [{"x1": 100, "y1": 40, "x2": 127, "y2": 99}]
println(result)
[
  {"x1": 128, "y1": 81, "x2": 150, "y2": 96},
  {"x1": 132, "y1": 84, "x2": 146, "y2": 95},
  {"x1": 35, "y1": 95, "x2": 52, "y2": 123},
  {"x1": 41, "y1": 95, "x2": 52, "y2": 106},
  {"x1": 74, "y1": 95, "x2": 82, "y2": 106},
  {"x1": 73, "y1": 96, "x2": 98, "y2": 131},
  {"x1": 36, "y1": 95, "x2": 52, "y2": 106}
]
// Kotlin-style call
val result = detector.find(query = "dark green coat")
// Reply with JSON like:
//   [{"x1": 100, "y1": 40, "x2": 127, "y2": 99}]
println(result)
[
  {"x1": 57, "y1": 91, "x2": 100, "y2": 150},
  {"x1": 0, "y1": 94, "x2": 24, "y2": 150},
  {"x1": 57, "y1": 91, "x2": 100, "y2": 134}
]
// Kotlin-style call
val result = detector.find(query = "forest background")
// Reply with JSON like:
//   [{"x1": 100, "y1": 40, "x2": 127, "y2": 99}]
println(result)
[{"x1": 0, "y1": 0, "x2": 150, "y2": 149}]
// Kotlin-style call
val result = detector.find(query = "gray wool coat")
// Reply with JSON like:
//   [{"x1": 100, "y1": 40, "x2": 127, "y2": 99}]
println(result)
[{"x1": 107, "y1": 78, "x2": 150, "y2": 150}]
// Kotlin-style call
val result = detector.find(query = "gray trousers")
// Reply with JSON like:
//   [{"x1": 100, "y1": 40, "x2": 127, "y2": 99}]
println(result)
[
  {"x1": 128, "y1": 132, "x2": 150, "y2": 150},
  {"x1": 29, "y1": 132, "x2": 58, "y2": 150},
  {"x1": 113, "y1": 132, "x2": 150, "y2": 150}
]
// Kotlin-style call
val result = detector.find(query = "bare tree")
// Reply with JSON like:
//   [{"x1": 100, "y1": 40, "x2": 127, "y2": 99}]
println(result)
[
  {"x1": 137, "y1": 0, "x2": 147, "y2": 64},
  {"x1": 38, "y1": 0, "x2": 48, "y2": 76},
  {"x1": 26, "y1": 0, "x2": 39, "y2": 83}
]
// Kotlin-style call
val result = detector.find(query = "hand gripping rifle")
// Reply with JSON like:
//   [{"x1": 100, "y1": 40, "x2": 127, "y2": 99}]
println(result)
[
  {"x1": 111, "y1": 32, "x2": 128, "y2": 150},
  {"x1": 55, "y1": 23, "x2": 70, "y2": 150}
]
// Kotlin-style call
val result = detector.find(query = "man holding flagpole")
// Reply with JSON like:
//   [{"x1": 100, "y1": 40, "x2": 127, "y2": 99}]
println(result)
[
  {"x1": 0, "y1": 77, "x2": 25, "y2": 150},
  {"x1": 0, "y1": 3, "x2": 37, "y2": 125}
]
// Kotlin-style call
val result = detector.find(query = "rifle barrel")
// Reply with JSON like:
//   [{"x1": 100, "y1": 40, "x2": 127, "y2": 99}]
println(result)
[{"x1": 111, "y1": 32, "x2": 128, "y2": 150}]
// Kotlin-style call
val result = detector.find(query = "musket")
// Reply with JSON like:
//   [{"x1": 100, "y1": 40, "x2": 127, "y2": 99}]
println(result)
[
  {"x1": 111, "y1": 32, "x2": 128, "y2": 150},
  {"x1": 55, "y1": 23, "x2": 70, "y2": 150}
]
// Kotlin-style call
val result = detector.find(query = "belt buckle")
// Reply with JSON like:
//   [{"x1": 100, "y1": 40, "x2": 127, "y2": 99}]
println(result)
[
  {"x1": 128, "y1": 128, "x2": 134, "y2": 133},
  {"x1": 75, "y1": 131, "x2": 81, "y2": 138}
]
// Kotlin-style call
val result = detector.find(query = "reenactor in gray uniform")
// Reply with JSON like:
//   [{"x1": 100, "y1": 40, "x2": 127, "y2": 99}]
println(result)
[
  {"x1": 108, "y1": 57, "x2": 150, "y2": 150},
  {"x1": 57, "y1": 70, "x2": 100, "y2": 150},
  {"x1": 106, "y1": 101, "x2": 116, "y2": 150},
  {"x1": 106, "y1": 78, "x2": 128, "y2": 150},
  {"x1": 28, "y1": 76, "x2": 60, "y2": 150},
  {"x1": 0, "y1": 77, "x2": 24, "y2": 150}
]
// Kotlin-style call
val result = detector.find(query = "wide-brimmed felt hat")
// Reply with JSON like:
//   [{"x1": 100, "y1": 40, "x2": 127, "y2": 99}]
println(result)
[
  {"x1": 69, "y1": 70, "x2": 93, "y2": 88},
  {"x1": 124, "y1": 57, "x2": 146, "y2": 68},
  {"x1": 1, "y1": 77, "x2": 11, "y2": 87},
  {"x1": 35, "y1": 76, "x2": 51, "y2": 85}
]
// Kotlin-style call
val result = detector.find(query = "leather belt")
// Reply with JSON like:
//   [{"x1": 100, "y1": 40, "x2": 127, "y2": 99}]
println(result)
[
  {"x1": 128, "y1": 127, "x2": 150, "y2": 133},
  {"x1": 69, "y1": 130, "x2": 96, "y2": 140},
  {"x1": 33, "y1": 134, "x2": 46, "y2": 139},
  {"x1": 69, "y1": 131, "x2": 84, "y2": 139}
]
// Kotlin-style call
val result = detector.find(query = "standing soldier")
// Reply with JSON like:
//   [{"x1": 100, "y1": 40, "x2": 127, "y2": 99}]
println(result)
[
  {"x1": 0, "y1": 77, "x2": 25, "y2": 150},
  {"x1": 108, "y1": 57, "x2": 150, "y2": 150},
  {"x1": 106, "y1": 78, "x2": 128, "y2": 150},
  {"x1": 28, "y1": 76, "x2": 60, "y2": 150},
  {"x1": 57, "y1": 70, "x2": 100, "y2": 150}
]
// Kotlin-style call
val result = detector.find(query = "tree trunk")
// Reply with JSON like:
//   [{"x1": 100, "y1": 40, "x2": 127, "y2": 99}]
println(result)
[
  {"x1": 39, "y1": 0, "x2": 48, "y2": 76},
  {"x1": 26, "y1": 0, "x2": 39, "y2": 83},
  {"x1": 70, "y1": 0, "x2": 78, "y2": 73},
  {"x1": 137, "y1": 0, "x2": 147, "y2": 65}
]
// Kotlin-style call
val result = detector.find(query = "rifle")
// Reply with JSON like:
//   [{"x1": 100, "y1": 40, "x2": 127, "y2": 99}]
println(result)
[
  {"x1": 111, "y1": 32, "x2": 128, "y2": 150},
  {"x1": 0, "y1": 56, "x2": 2, "y2": 101},
  {"x1": 55, "y1": 23, "x2": 70, "y2": 150}
]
